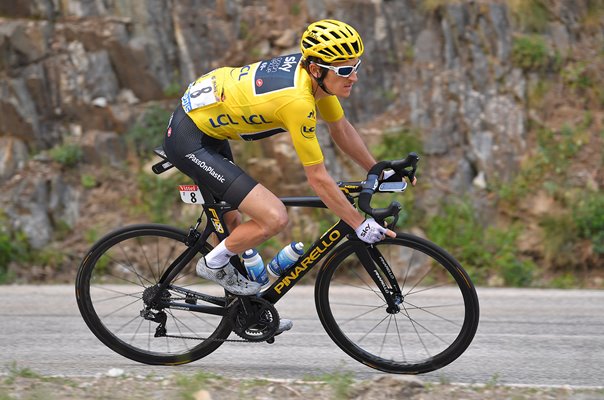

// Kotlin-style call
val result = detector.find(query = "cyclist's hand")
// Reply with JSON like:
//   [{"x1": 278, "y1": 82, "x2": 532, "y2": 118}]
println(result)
[{"x1": 355, "y1": 218, "x2": 395, "y2": 244}]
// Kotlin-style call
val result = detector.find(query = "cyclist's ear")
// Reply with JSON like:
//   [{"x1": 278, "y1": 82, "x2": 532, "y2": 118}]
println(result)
[{"x1": 309, "y1": 63, "x2": 321, "y2": 79}]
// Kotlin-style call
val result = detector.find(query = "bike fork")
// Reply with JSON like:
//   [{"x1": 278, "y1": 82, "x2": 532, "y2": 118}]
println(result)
[{"x1": 355, "y1": 243, "x2": 403, "y2": 314}]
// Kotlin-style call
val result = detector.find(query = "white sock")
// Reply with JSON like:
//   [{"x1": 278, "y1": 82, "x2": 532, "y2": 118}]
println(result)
[{"x1": 204, "y1": 240, "x2": 236, "y2": 269}]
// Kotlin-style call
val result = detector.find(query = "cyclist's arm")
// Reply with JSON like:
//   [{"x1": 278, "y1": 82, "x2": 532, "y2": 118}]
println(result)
[
  {"x1": 326, "y1": 116, "x2": 376, "y2": 172},
  {"x1": 303, "y1": 162, "x2": 365, "y2": 230}
]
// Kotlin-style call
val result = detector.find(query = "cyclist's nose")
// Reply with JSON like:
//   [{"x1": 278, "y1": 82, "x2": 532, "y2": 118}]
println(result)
[{"x1": 348, "y1": 71, "x2": 359, "y2": 82}]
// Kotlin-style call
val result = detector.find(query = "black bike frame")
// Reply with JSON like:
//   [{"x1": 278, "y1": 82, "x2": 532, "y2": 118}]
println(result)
[{"x1": 152, "y1": 195, "x2": 402, "y2": 312}]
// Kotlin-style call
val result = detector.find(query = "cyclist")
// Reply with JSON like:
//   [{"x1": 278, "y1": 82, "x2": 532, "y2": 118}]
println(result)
[{"x1": 163, "y1": 19, "x2": 403, "y2": 328}]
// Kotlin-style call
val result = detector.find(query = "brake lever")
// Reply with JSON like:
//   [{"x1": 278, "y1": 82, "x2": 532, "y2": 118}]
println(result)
[{"x1": 374, "y1": 201, "x2": 402, "y2": 228}]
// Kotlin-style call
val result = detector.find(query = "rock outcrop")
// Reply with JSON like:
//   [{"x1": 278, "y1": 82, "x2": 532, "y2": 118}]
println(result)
[{"x1": 0, "y1": 0, "x2": 601, "y2": 257}]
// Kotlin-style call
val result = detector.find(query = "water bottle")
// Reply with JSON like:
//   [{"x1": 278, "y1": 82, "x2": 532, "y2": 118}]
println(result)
[
  {"x1": 242, "y1": 249, "x2": 270, "y2": 290},
  {"x1": 267, "y1": 242, "x2": 304, "y2": 278}
]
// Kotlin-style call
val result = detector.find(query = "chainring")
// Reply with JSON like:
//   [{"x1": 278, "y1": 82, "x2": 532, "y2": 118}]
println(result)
[{"x1": 228, "y1": 297, "x2": 279, "y2": 342}]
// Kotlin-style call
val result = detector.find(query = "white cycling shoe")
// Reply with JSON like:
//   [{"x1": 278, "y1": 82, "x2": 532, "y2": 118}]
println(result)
[
  {"x1": 276, "y1": 318, "x2": 293, "y2": 334},
  {"x1": 196, "y1": 258, "x2": 262, "y2": 296}
]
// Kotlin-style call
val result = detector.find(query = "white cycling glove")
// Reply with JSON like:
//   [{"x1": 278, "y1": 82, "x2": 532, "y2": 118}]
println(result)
[{"x1": 355, "y1": 218, "x2": 387, "y2": 244}]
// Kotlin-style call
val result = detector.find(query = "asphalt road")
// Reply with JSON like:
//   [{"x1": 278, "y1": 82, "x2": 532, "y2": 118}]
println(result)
[{"x1": 1, "y1": 285, "x2": 603, "y2": 387}]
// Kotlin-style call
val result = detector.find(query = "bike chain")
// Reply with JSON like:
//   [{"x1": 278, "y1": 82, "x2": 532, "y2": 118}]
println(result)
[
  {"x1": 156, "y1": 295, "x2": 271, "y2": 343},
  {"x1": 162, "y1": 333, "x2": 253, "y2": 343}
]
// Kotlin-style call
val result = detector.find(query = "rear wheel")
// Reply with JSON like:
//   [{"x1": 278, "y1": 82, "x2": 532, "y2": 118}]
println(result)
[
  {"x1": 315, "y1": 234, "x2": 479, "y2": 374},
  {"x1": 75, "y1": 224, "x2": 231, "y2": 365}
]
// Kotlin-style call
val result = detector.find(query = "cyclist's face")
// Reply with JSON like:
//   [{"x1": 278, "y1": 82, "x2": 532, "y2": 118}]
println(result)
[
  {"x1": 324, "y1": 59, "x2": 359, "y2": 98},
  {"x1": 315, "y1": 58, "x2": 360, "y2": 98}
]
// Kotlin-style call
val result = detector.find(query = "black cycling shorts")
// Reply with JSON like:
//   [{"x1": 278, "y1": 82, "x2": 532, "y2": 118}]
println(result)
[{"x1": 163, "y1": 105, "x2": 257, "y2": 207}]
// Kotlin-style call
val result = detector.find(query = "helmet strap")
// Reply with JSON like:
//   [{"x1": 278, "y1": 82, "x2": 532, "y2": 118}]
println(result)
[{"x1": 312, "y1": 64, "x2": 333, "y2": 96}]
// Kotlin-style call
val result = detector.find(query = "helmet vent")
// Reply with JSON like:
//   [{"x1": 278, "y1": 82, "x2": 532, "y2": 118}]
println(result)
[{"x1": 301, "y1": 19, "x2": 364, "y2": 63}]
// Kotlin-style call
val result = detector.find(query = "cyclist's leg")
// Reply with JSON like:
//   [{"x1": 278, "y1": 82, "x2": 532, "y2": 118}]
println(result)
[
  {"x1": 163, "y1": 106, "x2": 262, "y2": 295},
  {"x1": 223, "y1": 184, "x2": 288, "y2": 254},
  {"x1": 224, "y1": 210, "x2": 242, "y2": 234}
]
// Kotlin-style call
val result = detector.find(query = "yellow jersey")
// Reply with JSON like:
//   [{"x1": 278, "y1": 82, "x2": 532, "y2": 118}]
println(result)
[{"x1": 181, "y1": 53, "x2": 344, "y2": 166}]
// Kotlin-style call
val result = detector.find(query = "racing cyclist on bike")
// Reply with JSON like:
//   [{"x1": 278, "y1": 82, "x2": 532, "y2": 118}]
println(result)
[{"x1": 163, "y1": 19, "x2": 408, "y2": 332}]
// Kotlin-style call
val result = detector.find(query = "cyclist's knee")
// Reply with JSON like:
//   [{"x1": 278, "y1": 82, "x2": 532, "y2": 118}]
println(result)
[
  {"x1": 224, "y1": 211, "x2": 242, "y2": 232},
  {"x1": 262, "y1": 206, "x2": 288, "y2": 236}
]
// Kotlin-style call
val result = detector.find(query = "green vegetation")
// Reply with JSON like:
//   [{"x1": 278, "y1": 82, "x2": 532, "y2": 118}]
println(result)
[
  {"x1": 574, "y1": 193, "x2": 604, "y2": 255},
  {"x1": 511, "y1": 35, "x2": 550, "y2": 71},
  {"x1": 526, "y1": 78, "x2": 552, "y2": 107},
  {"x1": 290, "y1": 3, "x2": 301, "y2": 16},
  {"x1": 372, "y1": 126, "x2": 423, "y2": 161},
  {"x1": 425, "y1": 200, "x2": 536, "y2": 286},
  {"x1": 175, "y1": 371, "x2": 222, "y2": 400},
  {"x1": 0, "y1": 210, "x2": 73, "y2": 284},
  {"x1": 0, "y1": 212, "x2": 28, "y2": 284},
  {"x1": 561, "y1": 61, "x2": 593, "y2": 91},
  {"x1": 499, "y1": 121, "x2": 589, "y2": 203},
  {"x1": 549, "y1": 272, "x2": 580, "y2": 289},
  {"x1": 80, "y1": 174, "x2": 97, "y2": 189},
  {"x1": 509, "y1": 0, "x2": 550, "y2": 33},
  {"x1": 419, "y1": 0, "x2": 462, "y2": 13},
  {"x1": 539, "y1": 213, "x2": 578, "y2": 269},
  {"x1": 304, "y1": 371, "x2": 355, "y2": 400},
  {"x1": 126, "y1": 104, "x2": 172, "y2": 158},
  {"x1": 133, "y1": 173, "x2": 183, "y2": 224},
  {"x1": 49, "y1": 142, "x2": 83, "y2": 168},
  {"x1": 164, "y1": 74, "x2": 182, "y2": 98},
  {"x1": 5, "y1": 362, "x2": 43, "y2": 383}
]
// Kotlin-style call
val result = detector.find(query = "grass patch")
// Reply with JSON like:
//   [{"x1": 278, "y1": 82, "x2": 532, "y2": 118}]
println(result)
[
  {"x1": 0, "y1": 212, "x2": 30, "y2": 284},
  {"x1": 549, "y1": 272, "x2": 580, "y2": 288},
  {"x1": 80, "y1": 174, "x2": 98, "y2": 189},
  {"x1": 509, "y1": 0, "x2": 551, "y2": 33},
  {"x1": 49, "y1": 142, "x2": 83, "y2": 168},
  {"x1": 304, "y1": 371, "x2": 355, "y2": 400},
  {"x1": 175, "y1": 371, "x2": 222, "y2": 400},
  {"x1": 132, "y1": 173, "x2": 184, "y2": 224},
  {"x1": 372, "y1": 126, "x2": 423, "y2": 162},
  {"x1": 425, "y1": 199, "x2": 536, "y2": 286},
  {"x1": 498, "y1": 121, "x2": 589, "y2": 205},
  {"x1": 126, "y1": 104, "x2": 172, "y2": 159},
  {"x1": 573, "y1": 193, "x2": 604, "y2": 255},
  {"x1": 511, "y1": 35, "x2": 550, "y2": 72},
  {"x1": 419, "y1": 0, "x2": 462, "y2": 13}
]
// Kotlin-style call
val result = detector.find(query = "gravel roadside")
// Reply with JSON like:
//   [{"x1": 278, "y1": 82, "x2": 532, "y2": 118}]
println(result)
[{"x1": 2, "y1": 367, "x2": 603, "y2": 400}]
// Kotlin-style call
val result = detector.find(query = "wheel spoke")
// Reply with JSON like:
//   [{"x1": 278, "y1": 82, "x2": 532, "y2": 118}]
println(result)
[
  {"x1": 338, "y1": 303, "x2": 388, "y2": 327},
  {"x1": 76, "y1": 226, "x2": 230, "y2": 364},
  {"x1": 321, "y1": 237, "x2": 478, "y2": 373}
]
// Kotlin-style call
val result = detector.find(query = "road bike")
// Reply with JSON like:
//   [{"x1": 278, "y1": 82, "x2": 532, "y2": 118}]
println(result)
[{"x1": 75, "y1": 149, "x2": 479, "y2": 374}]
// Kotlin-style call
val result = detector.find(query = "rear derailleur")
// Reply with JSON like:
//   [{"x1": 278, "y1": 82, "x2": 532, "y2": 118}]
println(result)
[{"x1": 141, "y1": 284, "x2": 171, "y2": 337}]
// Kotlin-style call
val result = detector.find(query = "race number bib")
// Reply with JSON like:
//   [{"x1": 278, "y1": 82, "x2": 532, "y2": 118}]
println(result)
[
  {"x1": 181, "y1": 77, "x2": 218, "y2": 112},
  {"x1": 179, "y1": 185, "x2": 204, "y2": 204}
]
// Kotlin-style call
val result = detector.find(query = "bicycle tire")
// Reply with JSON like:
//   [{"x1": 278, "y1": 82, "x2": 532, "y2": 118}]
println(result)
[
  {"x1": 75, "y1": 224, "x2": 232, "y2": 365},
  {"x1": 315, "y1": 233, "x2": 479, "y2": 374}
]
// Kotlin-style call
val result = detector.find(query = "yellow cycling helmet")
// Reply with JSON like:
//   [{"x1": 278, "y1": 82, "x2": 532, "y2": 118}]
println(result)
[{"x1": 300, "y1": 19, "x2": 364, "y2": 63}]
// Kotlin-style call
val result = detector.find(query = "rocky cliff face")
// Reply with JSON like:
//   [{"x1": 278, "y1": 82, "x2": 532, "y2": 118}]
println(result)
[{"x1": 0, "y1": 0, "x2": 602, "y2": 281}]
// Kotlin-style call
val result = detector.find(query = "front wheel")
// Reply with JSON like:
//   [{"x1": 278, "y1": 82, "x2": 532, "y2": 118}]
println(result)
[
  {"x1": 315, "y1": 233, "x2": 479, "y2": 374},
  {"x1": 75, "y1": 224, "x2": 232, "y2": 365}
]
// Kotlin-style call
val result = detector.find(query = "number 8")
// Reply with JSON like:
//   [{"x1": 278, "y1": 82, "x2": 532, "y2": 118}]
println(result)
[{"x1": 190, "y1": 86, "x2": 211, "y2": 98}]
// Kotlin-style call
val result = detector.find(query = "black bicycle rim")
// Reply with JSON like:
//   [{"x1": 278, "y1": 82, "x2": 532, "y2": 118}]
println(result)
[
  {"x1": 315, "y1": 234, "x2": 479, "y2": 374},
  {"x1": 75, "y1": 224, "x2": 231, "y2": 365}
]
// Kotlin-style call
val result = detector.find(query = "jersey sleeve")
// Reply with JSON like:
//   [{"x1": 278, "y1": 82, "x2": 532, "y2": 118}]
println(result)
[
  {"x1": 276, "y1": 100, "x2": 324, "y2": 166},
  {"x1": 316, "y1": 95, "x2": 344, "y2": 122}
]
